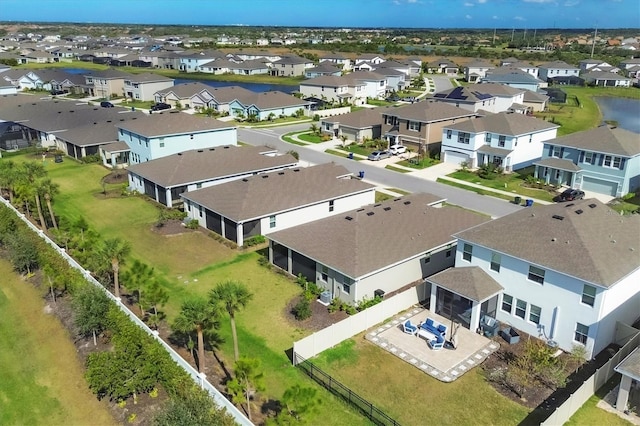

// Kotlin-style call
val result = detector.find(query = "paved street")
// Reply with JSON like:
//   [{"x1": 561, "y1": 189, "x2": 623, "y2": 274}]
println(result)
[{"x1": 238, "y1": 125, "x2": 521, "y2": 218}]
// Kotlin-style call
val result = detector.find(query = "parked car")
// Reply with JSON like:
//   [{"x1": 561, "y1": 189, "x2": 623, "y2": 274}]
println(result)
[
  {"x1": 150, "y1": 102, "x2": 171, "y2": 111},
  {"x1": 100, "y1": 101, "x2": 114, "y2": 108},
  {"x1": 367, "y1": 150, "x2": 391, "y2": 161},
  {"x1": 50, "y1": 89, "x2": 67, "y2": 95},
  {"x1": 556, "y1": 188, "x2": 585, "y2": 202},
  {"x1": 388, "y1": 144, "x2": 407, "y2": 155},
  {"x1": 401, "y1": 96, "x2": 416, "y2": 103},
  {"x1": 385, "y1": 94, "x2": 400, "y2": 102}
]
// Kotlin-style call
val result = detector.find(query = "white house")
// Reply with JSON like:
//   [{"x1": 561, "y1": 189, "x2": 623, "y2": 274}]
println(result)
[
  {"x1": 123, "y1": 73, "x2": 174, "y2": 101},
  {"x1": 182, "y1": 163, "x2": 376, "y2": 246},
  {"x1": 440, "y1": 112, "x2": 560, "y2": 171},
  {"x1": 538, "y1": 60, "x2": 581, "y2": 81},
  {"x1": 452, "y1": 199, "x2": 640, "y2": 359},
  {"x1": 117, "y1": 111, "x2": 237, "y2": 164},
  {"x1": 342, "y1": 71, "x2": 387, "y2": 100},
  {"x1": 464, "y1": 59, "x2": 495, "y2": 83},
  {"x1": 299, "y1": 75, "x2": 366, "y2": 106}
]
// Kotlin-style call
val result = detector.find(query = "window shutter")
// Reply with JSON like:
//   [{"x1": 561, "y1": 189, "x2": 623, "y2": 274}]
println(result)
[
  {"x1": 598, "y1": 154, "x2": 604, "y2": 166},
  {"x1": 560, "y1": 147, "x2": 565, "y2": 157},
  {"x1": 579, "y1": 151, "x2": 585, "y2": 162},
  {"x1": 548, "y1": 145, "x2": 554, "y2": 156},
  {"x1": 406, "y1": 121, "x2": 409, "y2": 130},
  {"x1": 620, "y1": 158, "x2": 626, "y2": 170}
]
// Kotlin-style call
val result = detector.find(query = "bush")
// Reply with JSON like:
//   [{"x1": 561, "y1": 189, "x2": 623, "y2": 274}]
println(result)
[
  {"x1": 243, "y1": 235, "x2": 265, "y2": 247},
  {"x1": 186, "y1": 219, "x2": 199, "y2": 230},
  {"x1": 82, "y1": 153, "x2": 101, "y2": 164},
  {"x1": 313, "y1": 114, "x2": 320, "y2": 121},
  {"x1": 292, "y1": 297, "x2": 312, "y2": 320},
  {"x1": 478, "y1": 163, "x2": 502, "y2": 179}
]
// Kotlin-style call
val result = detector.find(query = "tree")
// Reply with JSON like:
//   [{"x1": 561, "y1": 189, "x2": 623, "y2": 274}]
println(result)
[
  {"x1": 5, "y1": 230, "x2": 39, "y2": 275},
  {"x1": 0, "y1": 159, "x2": 18, "y2": 203},
  {"x1": 101, "y1": 237, "x2": 131, "y2": 299},
  {"x1": 39, "y1": 177, "x2": 59, "y2": 230},
  {"x1": 145, "y1": 280, "x2": 169, "y2": 329},
  {"x1": 286, "y1": 150, "x2": 299, "y2": 161},
  {"x1": 275, "y1": 385, "x2": 322, "y2": 424},
  {"x1": 209, "y1": 280, "x2": 253, "y2": 361},
  {"x1": 172, "y1": 297, "x2": 219, "y2": 373},
  {"x1": 227, "y1": 357, "x2": 264, "y2": 422},
  {"x1": 309, "y1": 123, "x2": 320, "y2": 136},
  {"x1": 73, "y1": 284, "x2": 111, "y2": 346},
  {"x1": 15, "y1": 162, "x2": 47, "y2": 225},
  {"x1": 153, "y1": 384, "x2": 237, "y2": 426},
  {"x1": 121, "y1": 259, "x2": 155, "y2": 317}
]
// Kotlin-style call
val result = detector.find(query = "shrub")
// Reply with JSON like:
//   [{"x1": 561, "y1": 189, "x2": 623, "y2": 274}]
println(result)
[
  {"x1": 313, "y1": 114, "x2": 320, "y2": 121},
  {"x1": 356, "y1": 295, "x2": 383, "y2": 312},
  {"x1": 186, "y1": 219, "x2": 199, "y2": 230},
  {"x1": 82, "y1": 153, "x2": 101, "y2": 164},
  {"x1": 243, "y1": 235, "x2": 265, "y2": 247},
  {"x1": 328, "y1": 298, "x2": 341, "y2": 313},
  {"x1": 292, "y1": 297, "x2": 312, "y2": 320},
  {"x1": 478, "y1": 163, "x2": 501, "y2": 179}
]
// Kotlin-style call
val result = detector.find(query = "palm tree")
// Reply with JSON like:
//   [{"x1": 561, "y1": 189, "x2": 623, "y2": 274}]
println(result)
[
  {"x1": 40, "y1": 178, "x2": 59, "y2": 230},
  {"x1": 209, "y1": 280, "x2": 253, "y2": 361},
  {"x1": 0, "y1": 160, "x2": 18, "y2": 203},
  {"x1": 173, "y1": 297, "x2": 219, "y2": 373},
  {"x1": 102, "y1": 237, "x2": 131, "y2": 299},
  {"x1": 309, "y1": 123, "x2": 320, "y2": 136}
]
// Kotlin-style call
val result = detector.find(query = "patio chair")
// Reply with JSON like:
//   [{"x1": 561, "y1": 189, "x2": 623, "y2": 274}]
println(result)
[
  {"x1": 428, "y1": 334, "x2": 445, "y2": 350},
  {"x1": 480, "y1": 315, "x2": 500, "y2": 338},
  {"x1": 403, "y1": 320, "x2": 418, "y2": 335}
]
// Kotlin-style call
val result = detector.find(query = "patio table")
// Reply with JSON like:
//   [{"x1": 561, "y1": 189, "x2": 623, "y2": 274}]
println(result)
[{"x1": 416, "y1": 328, "x2": 437, "y2": 341}]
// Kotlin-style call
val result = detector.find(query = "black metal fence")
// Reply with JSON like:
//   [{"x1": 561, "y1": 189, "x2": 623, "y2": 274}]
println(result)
[{"x1": 294, "y1": 353, "x2": 401, "y2": 426}]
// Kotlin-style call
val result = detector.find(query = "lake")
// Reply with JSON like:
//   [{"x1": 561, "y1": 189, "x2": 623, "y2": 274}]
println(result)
[
  {"x1": 62, "y1": 68, "x2": 297, "y2": 94},
  {"x1": 594, "y1": 97, "x2": 640, "y2": 133}
]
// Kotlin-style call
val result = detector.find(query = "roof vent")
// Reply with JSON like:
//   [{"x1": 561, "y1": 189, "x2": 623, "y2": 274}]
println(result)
[
  {"x1": 565, "y1": 203, "x2": 574, "y2": 207},
  {"x1": 575, "y1": 209, "x2": 583, "y2": 215},
  {"x1": 278, "y1": 171, "x2": 285, "y2": 175},
  {"x1": 374, "y1": 203, "x2": 382, "y2": 207},
  {"x1": 120, "y1": 118, "x2": 124, "y2": 121},
  {"x1": 106, "y1": 120, "x2": 112, "y2": 123},
  {"x1": 197, "y1": 150, "x2": 203, "y2": 152},
  {"x1": 293, "y1": 168, "x2": 300, "y2": 172},
  {"x1": 242, "y1": 178, "x2": 248, "y2": 182},
  {"x1": 209, "y1": 148, "x2": 215, "y2": 151},
  {"x1": 223, "y1": 146, "x2": 229, "y2": 149},
  {"x1": 177, "y1": 152, "x2": 182, "y2": 156},
  {"x1": 58, "y1": 111, "x2": 62, "y2": 113},
  {"x1": 404, "y1": 201, "x2": 411, "y2": 205},
  {"x1": 356, "y1": 208, "x2": 365, "y2": 212},
  {"x1": 551, "y1": 237, "x2": 556, "y2": 242},
  {"x1": 262, "y1": 175, "x2": 268, "y2": 178},
  {"x1": 93, "y1": 122, "x2": 97, "y2": 125},
  {"x1": 366, "y1": 212, "x2": 374, "y2": 216},
  {"x1": 69, "y1": 110, "x2": 74, "y2": 112},
  {"x1": 394, "y1": 198, "x2": 401, "y2": 201},
  {"x1": 552, "y1": 215, "x2": 564, "y2": 220},
  {"x1": 383, "y1": 207, "x2": 391, "y2": 211},
  {"x1": 345, "y1": 216, "x2": 353, "y2": 221},
  {"x1": 588, "y1": 203, "x2": 597, "y2": 208}
]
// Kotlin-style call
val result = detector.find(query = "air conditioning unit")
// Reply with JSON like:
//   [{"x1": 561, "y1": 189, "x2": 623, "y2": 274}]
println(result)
[{"x1": 319, "y1": 290, "x2": 332, "y2": 304}]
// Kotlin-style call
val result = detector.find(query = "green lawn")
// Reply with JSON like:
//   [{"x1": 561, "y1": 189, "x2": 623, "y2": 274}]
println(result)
[
  {"x1": 397, "y1": 156, "x2": 440, "y2": 170},
  {"x1": 297, "y1": 132, "x2": 326, "y2": 143},
  {"x1": 325, "y1": 148, "x2": 363, "y2": 160},
  {"x1": 385, "y1": 165, "x2": 412, "y2": 173},
  {"x1": 0, "y1": 261, "x2": 115, "y2": 426},
  {"x1": 437, "y1": 178, "x2": 516, "y2": 202},
  {"x1": 341, "y1": 144, "x2": 376, "y2": 157},
  {"x1": 565, "y1": 375, "x2": 633, "y2": 426},
  {"x1": 366, "y1": 99, "x2": 396, "y2": 107},
  {"x1": 120, "y1": 100, "x2": 154, "y2": 110},
  {"x1": 312, "y1": 339, "x2": 530, "y2": 426},
  {"x1": 609, "y1": 194, "x2": 640, "y2": 215}
]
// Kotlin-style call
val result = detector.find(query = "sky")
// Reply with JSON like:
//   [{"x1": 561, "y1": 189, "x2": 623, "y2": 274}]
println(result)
[{"x1": 1, "y1": 0, "x2": 639, "y2": 29}]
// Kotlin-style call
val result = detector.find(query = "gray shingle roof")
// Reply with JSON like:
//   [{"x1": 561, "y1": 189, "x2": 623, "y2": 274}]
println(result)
[
  {"x1": 444, "y1": 112, "x2": 559, "y2": 136},
  {"x1": 323, "y1": 107, "x2": 391, "y2": 129},
  {"x1": 533, "y1": 158, "x2": 582, "y2": 172},
  {"x1": 483, "y1": 68, "x2": 543, "y2": 84},
  {"x1": 182, "y1": 163, "x2": 375, "y2": 221},
  {"x1": 475, "y1": 83, "x2": 524, "y2": 97},
  {"x1": 268, "y1": 193, "x2": 487, "y2": 279},
  {"x1": 582, "y1": 71, "x2": 630, "y2": 81},
  {"x1": 545, "y1": 126, "x2": 640, "y2": 157},
  {"x1": 427, "y1": 267, "x2": 503, "y2": 302},
  {"x1": 126, "y1": 145, "x2": 297, "y2": 187},
  {"x1": 116, "y1": 111, "x2": 234, "y2": 137},
  {"x1": 538, "y1": 61, "x2": 578, "y2": 70},
  {"x1": 386, "y1": 101, "x2": 477, "y2": 123},
  {"x1": 127, "y1": 72, "x2": 173, "y2": 83},
  {"x1": 301, "y1": 75, "x2": 355, "y2": 88},
  {"x1": 455, "y1": 199, "x2": 640, "y2": 287}
]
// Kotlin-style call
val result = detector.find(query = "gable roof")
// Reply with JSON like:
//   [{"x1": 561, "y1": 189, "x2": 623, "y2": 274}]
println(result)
[
  {"x1": 268, "y1": 193, "x2": 486, "y2": 279},
  {"x1": 433, "y1": 86, "x2": 495, "y2": 103},
  {"x1": 301, "y1": 75, "x2": 359, "y2": 88},
  {"x1": 182, "y1": 163, "x2": 375, "y2": 221},
  {"x1": 544, "y1": 126, "x2": 640, "y2": 157},
  {"x1": 483, "y1": 68, "x2": 543, "y2": 84},
  {"x1": 323, "y1": 106, "x2": 391, "y2": 129},
  {"x1": 127, "y1": 72, "x2": 173, "y2": 83},
  {"x1": 116, "y1": 111, "x2": 234, "y2": 137},
  {"x1": 444, "y1": 112, "x2": 559, "y2": 136},
  {"x1": 475, "y1": 83, "x2": 525, "y2": 97},
  {"x1": 581, "y1": 71, "x2": 630, "y2": 81},
  {"x1": 427, "y1": 267, "x2": 504, "y2": 302},
  {"x1": 127, "y1": 145, "x2": 297, "y2": 187},
  {"x1": 386, "y1": 100, "x2": 477, "y2": 123},
  {"x1": 455, "y1": 199, "x2": 640, "y2": 287},
  {"x1": 538, "y1": 60, "x2": 579, "y2": 70},
  {"x1": 232, "y1": 91, "x2": 310, "y2": 110}
]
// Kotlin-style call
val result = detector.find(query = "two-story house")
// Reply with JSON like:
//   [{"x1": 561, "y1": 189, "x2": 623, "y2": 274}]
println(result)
[
  {"x1": 533, "y1": 125, "x2": 640, "y2": 197},
  {"x1": 182, "y1": 163, "x2": 376, "y2": 246},
  {"x1": 440, "y1": 112, "x2": 559, "y2": 171},
  {"x1": 123, "y1": 73, "x2": 174, "y2": 101},
  {"x1": 270, "y1": 55, "x2": 313, "y2": 77},
  {"x1": 178, "y1": 49, "x2": 226, "y2": 72},
  {"x1": 299, "y1": 75, "x2": 366, "y2": 106},
  {"x1": 481, "y1": 67, "x2": 546, "y2": 92},
  {"x1": 117, "y1": 111, "x2": 237, "y2": 164},
  {"x1": 425, "y1": 58, "x2": 459, "y2": 76},
  {"x1": 450, "y1": 199, "x2": 640, "y2": 359},
  {"x1": 432, "y1": 86, "x2": 499, "y2": 113},
  {"x1": 319, "y1": 53, "x2": 352, "y2": 71},
  {"x1": 463, "y1": 59, "x2": 495, "y2": 83},
  {"x1": 538, "y1": 60, "x2": 581, "y2": 82},
  {"x1": 382, "y1": 100, "x2": 476, "y2": 154},
  {"x1": 84, "y1": 69, "x2": 132, "y2": 99},
  {"x1": 619, "y1": 58, "x2": 640, "y2": 79},
  {"x1": 342, "y1": 71, "x2": 387, "y2": 100}
]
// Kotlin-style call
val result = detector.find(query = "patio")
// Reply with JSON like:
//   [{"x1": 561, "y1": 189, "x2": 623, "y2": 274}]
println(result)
[{"x1": 365, "y1": 307, "x2": 499, "y2": 382}]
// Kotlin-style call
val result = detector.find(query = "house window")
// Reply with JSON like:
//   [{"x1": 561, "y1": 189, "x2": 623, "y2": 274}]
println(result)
[
  {"x1": 446, "y1": 247, "x2": 452, "y2": 258},
  {"x1": 529, "y1": 305, "x2": 541, "y2": 324},
  {"x1": 529, "y1": 135, "x2": 532, "y2": 143},
  {"x1": 196, "y1": 183, "x2": 202, "y2": 189},
  {"x1": 515, "y1": 299, "x2": 527, "y2": 319},
  {"x1": 446, "y1": 129, "x2": 452, "y2": 139},
  {"x1": 385, "y1": 116, "x2": 394, "y2": 125},
  {"x1": 190, "y1": 134, "x2": 194, "y2": 140},
  {"x1": 498, "y1": 135, "x2": 506, "y2": 147},
  {"x1": 198, "y1": 206, "x2": 203, "y2": 218},
  {"x1": 582, "y1": 284, "x2": 596, "y2": 307},
  {"x1": 584, "y1": 152, "x2": 595, "y2": 164},
  {"x1": 329, "y1": 200, "x2": 334, "y2": 212},
  {"x1": 342, "y1": 276, "x2": 353, "y2": 294},
  {"x1": 325, "y1": 123, "x2": 332, "y2": 131},
  {"x1": 462, "y1": 243, "x2": 473, "y2": 262},
  {"x1": 424, "y1": 252, "x2": 431, "y2": 263},
  {"x1": 490, "y1": 253, "x2": 501, "y2": 272},
  {"x1": 321, "y1": 265, "x2": 328, "y2": 282},
  {"x1": 159, "y1": 142, "x2": 165, "y2": 148},
  {"x1": 528, "y1": 265, "x2": 545, "y2": 284},
  {"x1": 501, "y1": 294, "x2": 513, "y2": 313},
  {"x1": 552, "y1": 146, "x2": 562, "y2": 158},
  {"x1": 575, "y1": 323, "x2": 589, "y2": 344},
  {"x1": 458, "y1": 132, "x2": 470, "y2": 144},
  {"x1": 269, "y1": 215, "x2": 276, "y2": 229},
  {"x1": 485, "y1": 133, "x2": 491, "y2": 143},
  {"x1": 408, "y1": 121, "x2": 420, "y2": 131}
]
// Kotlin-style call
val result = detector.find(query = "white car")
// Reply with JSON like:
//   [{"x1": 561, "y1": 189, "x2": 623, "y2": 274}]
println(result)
[{"x1": 388, "y1": 144, "x2": 407, "y2": 155}]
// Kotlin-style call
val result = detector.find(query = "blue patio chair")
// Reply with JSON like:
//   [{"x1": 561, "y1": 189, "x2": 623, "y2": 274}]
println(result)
[
  {"x1": 403, "y1": 320, "x2": 418, "y2": 335},
  {"x1": 428, "y1": 334, "x2": 445, "y2": 350}
]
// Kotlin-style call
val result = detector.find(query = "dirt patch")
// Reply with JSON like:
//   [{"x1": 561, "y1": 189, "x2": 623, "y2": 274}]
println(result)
[
  {"x1": 102, "y1": 171, "x2": 128, "y2": 185},
  {"x1": 152, "y1": 219, "x2": 196, "y2": 236},
  {"x1": 284, "y1": 294, "x2": 349, "y2": 332}
]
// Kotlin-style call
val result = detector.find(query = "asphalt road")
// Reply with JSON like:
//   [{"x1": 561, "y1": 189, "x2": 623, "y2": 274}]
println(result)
[{"x1": 238, "y1": 124, "x2": 521, "y2": 218}]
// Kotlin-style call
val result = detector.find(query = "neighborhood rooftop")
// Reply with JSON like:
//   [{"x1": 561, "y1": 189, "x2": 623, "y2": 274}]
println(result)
[
  {"x1": 545, "y1": 125, "x2": 640, "y2": 157},
  {"x1": 116, "y1": 111, "x2": 235, "y2": 137},
  {"x1": 445, "y1": 112, "x2": 560, "y2": 136}
]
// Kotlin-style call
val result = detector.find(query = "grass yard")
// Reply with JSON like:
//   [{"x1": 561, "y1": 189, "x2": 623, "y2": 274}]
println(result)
[
  {"x1": 341, "y1": 144, "x2": 376, "y2": 157},
  {"x1": 385, "y1": 165, "x2": 412, "y2": 173},
  {"x1": 0, "y1": 261, "x2": 115, "y2": 426},
  {"x1": 312, "y1": 339, "x2": 530, "y2": 425},
  {"x1": 297, "y1": 132, "x2": 326, "y2": 143},
  {"x1": 120, "y1": 100, "x2": 154, "y2": 110},
  {"x1": 437, "y1": 178, "x2": 515, "y2": 202},
  {"x1": 325, "y1": 148, "x2": 362, "y2": 160},
  {"x1": 609, "y1": 193, "x2": 640, "y2": 215},
  {"x1": 565, "y1": 375, "x2": 633, "y2": 426},
  {"x1": 397, "y1": 156, "x2": 440, "y2": 169}
]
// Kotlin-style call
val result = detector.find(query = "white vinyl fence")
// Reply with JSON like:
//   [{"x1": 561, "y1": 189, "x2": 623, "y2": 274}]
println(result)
[
  {"x1": 0, "y1": 197, "x2": 252, "y2": 426},
  {"x1": 293, "y1": 283, "x2": 426, "y2": 363},
  {"x1": 541, "y1": 322, "x2": 640, "y2": 426},
  {"x1": 313, "y1": 107, "x2": 351, "y2": 118}
]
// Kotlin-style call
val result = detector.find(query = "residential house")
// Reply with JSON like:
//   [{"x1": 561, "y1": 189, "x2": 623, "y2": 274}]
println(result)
[
  {"x1": 369, "y1": 67, "x2": 406, "y2": 92},
  {"x1": 522, "y1": 90, "x2": 550, "y2": 112},
  {"x1": 432, "y1": 86, "x2": 499, "y2": 113},
  {"x1": 0, "y1": 69, "x2": 44, "y2": 90},
  {"x1": 464, "y1": 59, "x2": 495, "y2": 83},
  {"x1": 581, "y1": 71, "x2": 632, "y2": 87},
  {"x1": 321, "y1": 107, "x2": 391, "y2": 142},
  {"x1": 319, "y1": 53, "x2": 352, "y2": 71},
  {"x1": 30, "y1": 68, "x2": 84, "y2": 93},
  {"x1": 227, "y1": 91, "x2": 311, "y2": 121},
  {"x1": 538, "y1": 60, "x2": 581, "y2": 82},
  {"x1": 342, "y1": 71, "x2": 387, "y2": 100},
  {"x1": 227, "y1": 59, "x2": 271, "y2": 75},
  {"x1": 267, "y1": 193, "x2": 487, "y2": 304},
  {"x1": 472, "y1": 83, "x2": 527, "y2": 113},
  {"x1": 178, "y1": 50, "x2": 226, "y2": 72},
  {"x1": 579, "y1": 59, "x2": 620, "y2": 74},
  {"x1": 182, "y1": 163, "x2": 376, "y2": 246},
  {"x1": 154, "y1": 82, "x2": 217, "y2": 110},
  {"x1": 481, "y1": 68, "x2": 545, "y2": 92},
  {"x1": 451, "y1": 199, "x2": 640, "y2": 359},
  {"x1": 440, "y1": 112, "x2": 559, "y2": 170},
  {"x1": 123, "y1": 73, "x2": 174, "y2": 101},
  {"x1": 499, "y1": 61, "x2": 539, "y2": 78},
  {"x1": 299, "y1": 75, "x2": 366, "y2": 106},
  {"x1": 84, "y1": 69, "x2": 132, "y2": 98},
  {"x1": 305, "y1": 63, "x2": 342, "y2": 79},
  {"x1": 127, "y1": 145, "x2": 297, "y2": 207},
  {"x1": 270, "y1": 55, "x2": 313, "y2": 77},
  {"x1": 354, "y1": 54, "x2": 385, "y2": 69},
  {"x1": 22, "y1": 50, "x2": 57, "y2": 64},
  {"x1": 375, "y1": 60, "x2": 421, "y2": 77},
  {"x1": 117, "y1": 111, "x2": 237, "y2": 164},
  {"x1": 381, "y1": 101, "x2": 477, "y2": 154},
  {"x1": 425, "y1": 58, "x2": 458, "y2": 76},
  {"x1": 619, "y1": 58, "x2": 640, "y2": 79},
  {"x1": 534, "y1": 125, "x2": 640, "y2": 197}
]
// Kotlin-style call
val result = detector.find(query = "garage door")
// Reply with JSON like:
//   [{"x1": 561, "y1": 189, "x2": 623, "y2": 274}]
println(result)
[
  {"x1": 444, "y1": 150, "x2": 470, "y2": 165},
  {"x1": 582, "y1": 177, "x2": 618, "y2": 196}
]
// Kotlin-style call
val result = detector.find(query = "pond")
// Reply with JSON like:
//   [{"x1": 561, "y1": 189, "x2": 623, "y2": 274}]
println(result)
[{"x1": 594, "y1": 97, "x2": 640, "y2": 133}]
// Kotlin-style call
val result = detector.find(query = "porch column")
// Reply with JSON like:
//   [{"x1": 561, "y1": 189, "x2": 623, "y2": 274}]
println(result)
[
  {"x1": 287, "y1": 248, "x2": 293, "y2": 275},
  {"x1": 430, "y1": 285, "x2": 437, "y2": 311},
  {"x1": 534, "y1": 165, "x2": 540, "y2": 180},
  {"x1": 615, "y1": 375, "x2": 632, "y2": 412},
  {"x1": 470, "y1": 304, "x2": 482, "y2": 333},
  {"x1": 236, "y1": 224, "x2": 243, "y2": 247},
  {"x1": 268, "y1": 241, "x2": 274, "y2": 264}
]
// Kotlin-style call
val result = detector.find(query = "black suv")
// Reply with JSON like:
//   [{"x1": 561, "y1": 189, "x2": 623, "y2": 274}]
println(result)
[
  {"x1": 556, "y1": 188, "x2": 585, "y2": 202},
  {"x1": 100, "y1": 101, "x2": 114, "y2": 108},
  {"x1": 150, "y1": 102, "x2": 171, "y2": 111}
]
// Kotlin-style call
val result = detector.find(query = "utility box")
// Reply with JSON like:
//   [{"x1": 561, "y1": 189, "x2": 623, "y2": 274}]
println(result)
[
  {"x1": 374, "y1": 289, "x2": 385, "y2": 299},
  {"x1": 320, "y1": 290, "x2": 332, "y2": 304}
]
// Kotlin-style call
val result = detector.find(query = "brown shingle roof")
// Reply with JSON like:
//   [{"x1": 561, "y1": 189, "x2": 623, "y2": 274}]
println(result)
[
  {"x1": 445, "y1": 112, "x2": 559, "y2": 136},
  {"x1": 182, "y1": 163, "x2": 375, "y2": 221},
  {"x1": 126, "y1": 145, "x2": 297, "y2": 187},
  {"x1": 546, "y1": 126, "x2": 640, "y2": 157},
  {"x1": 455, "y1": 199, "x2": 640, "y2": 287},
  {"x1": 323, "y1": 107, "x2": 391, "y2": 129},
  {"x1": 385, "y1": 101, "x2": 476, "y2": 123},
  {"x1": 427, "y1": 267, "x2": 504, "y2": 302},
  {"x1": 116, "y1": 111, "x2": 234, "y2": 137},
  {"x1": 269, "y1": 193, "x2": 487, "y2": 279}
]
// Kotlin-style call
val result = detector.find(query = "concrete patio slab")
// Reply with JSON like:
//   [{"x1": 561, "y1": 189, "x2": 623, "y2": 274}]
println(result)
[{"x1": 365, "y1": 307, "x2": 499, "y2": 382}]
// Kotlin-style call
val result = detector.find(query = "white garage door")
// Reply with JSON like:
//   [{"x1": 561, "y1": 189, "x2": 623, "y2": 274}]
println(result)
[
  {"x1": 582, "y1": 177, "x2": 618, "y2": 196},
  {"x1": 444, "y1": 150, "x2": 470, "y2": 165}
]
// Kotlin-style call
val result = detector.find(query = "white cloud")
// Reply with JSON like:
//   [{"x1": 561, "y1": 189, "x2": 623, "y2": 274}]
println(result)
[
  {"x1": 492, "y1": 15, "x2": 499, "y2": 19},
  {"x1": 477, "y1": 0, "x2": 488, "y2": 3},
  {"x1": 464, "y1": 1, "x2": 474, "y2": 5},
  {"x1": 514, "y1": 15, "x2": 526, "y2": 20},
  {"x1": 466, "y1": 14, "x2": 473, "y2": 19},
  {"x1": 564, "y1": 0, "x2": 579, "y2": 5},
  {"x1": 522, "y1": 0, "x2": 554, "y2": 3}
]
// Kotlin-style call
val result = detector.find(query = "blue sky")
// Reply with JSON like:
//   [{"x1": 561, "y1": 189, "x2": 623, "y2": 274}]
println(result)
[{"x1": 2, "y1": 0, "x2": 639, "y2": 29}]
